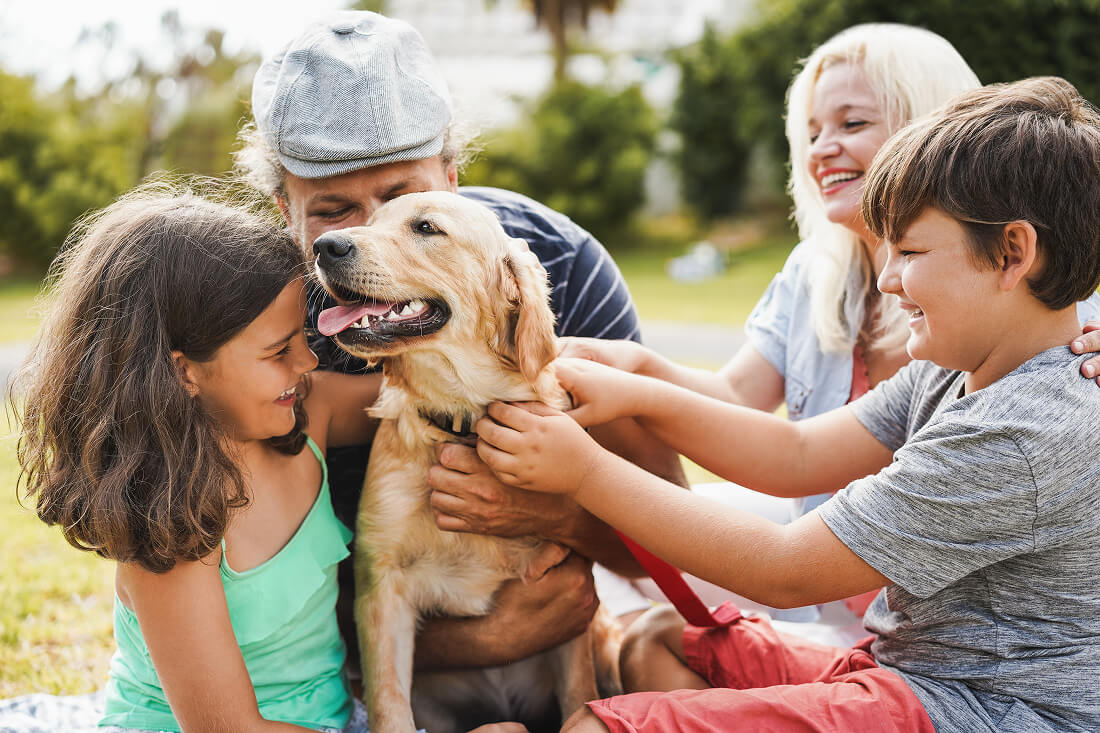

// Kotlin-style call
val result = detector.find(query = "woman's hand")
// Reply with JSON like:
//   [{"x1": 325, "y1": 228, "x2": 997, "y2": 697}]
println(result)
[
  {"x1": 555, "y1": 357, "x2": 651, "y2": 428},
  {"x1": 477, "y1": 401, "x2": 607, "y2": 496},
  {"x1": 558, "y1": 336, "x2": 653, "y2": 374},
  {"x1": 1072, "y1": 320, "x2": 1100, "y2": 384}
]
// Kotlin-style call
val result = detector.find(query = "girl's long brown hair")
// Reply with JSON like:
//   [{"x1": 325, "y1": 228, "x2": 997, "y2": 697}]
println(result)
[{"x1": 13, "y1": 181, "x2": 309, "y2": 572}]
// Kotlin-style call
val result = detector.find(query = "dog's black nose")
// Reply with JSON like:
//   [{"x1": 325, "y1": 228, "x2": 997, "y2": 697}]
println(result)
[{"x1": 313, "y1": 232, "x2": 356, "y2": 264}]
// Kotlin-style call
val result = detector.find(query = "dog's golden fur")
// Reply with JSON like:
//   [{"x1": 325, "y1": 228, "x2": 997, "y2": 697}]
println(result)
[{"x1": 313, "y1": 191, "x2": 618, "y2": 733}]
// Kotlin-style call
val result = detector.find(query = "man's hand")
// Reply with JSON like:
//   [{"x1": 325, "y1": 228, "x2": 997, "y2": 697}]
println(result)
[
  {"x1": 428, "y1": 443, "x2": 579, "y2": 537},
  {"x1": 414, "y1": 551, "x2": 598, "y2": 670},
  {"x1": 1072, "y1": 320, "x2": 1100, "y2": 385},
  {"x1": 428, "y1": 434, "x2": 644, "y2": 574}
]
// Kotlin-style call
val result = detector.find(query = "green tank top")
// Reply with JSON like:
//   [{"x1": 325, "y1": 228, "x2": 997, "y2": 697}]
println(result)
[{"x1": 100, "y1": 437, "x2": 353, "y2": 731}]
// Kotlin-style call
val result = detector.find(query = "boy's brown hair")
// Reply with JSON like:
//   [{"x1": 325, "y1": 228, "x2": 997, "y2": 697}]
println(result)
[{"x1": 862, "y1": 76, "x2": 1100, "y2": 308}]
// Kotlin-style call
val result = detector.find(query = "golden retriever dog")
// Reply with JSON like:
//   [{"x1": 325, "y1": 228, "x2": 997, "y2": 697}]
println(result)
[{"x1": 312, "y1": 191, "x2": 619, "y2": 733}]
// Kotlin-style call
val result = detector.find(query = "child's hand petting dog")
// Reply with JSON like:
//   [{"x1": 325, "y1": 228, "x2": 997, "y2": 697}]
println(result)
[
  {"x1": 477, "y1": 401, "x2": 606, "y2": 497},
  {"x1": 554, "y1": 356, "x2": 651, "y2": 428}
]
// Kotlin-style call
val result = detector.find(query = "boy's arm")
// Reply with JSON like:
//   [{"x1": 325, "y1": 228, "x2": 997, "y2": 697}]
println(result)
[
  {"x1": 555, "y1": 358, "x2": 894, "y2": 498},
  {"x1": 476, "y1": 407, "x2": 890, "y2": 608},
  {"x1": 574, "y1": 456, "x2": 892, "y2": 608}
]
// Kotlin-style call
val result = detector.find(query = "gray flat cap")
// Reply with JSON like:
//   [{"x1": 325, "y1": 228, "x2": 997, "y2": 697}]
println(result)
[{"x1": 252, "y1": 10, "x2": 452, "y2": 179}]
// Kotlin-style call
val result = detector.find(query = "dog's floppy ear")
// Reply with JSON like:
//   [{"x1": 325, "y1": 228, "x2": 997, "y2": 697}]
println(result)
[{"x1": 496, "y1": 238, "x2": 557, "y2": 384}]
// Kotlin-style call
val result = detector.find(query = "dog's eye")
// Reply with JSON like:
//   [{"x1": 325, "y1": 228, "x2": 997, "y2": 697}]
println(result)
[{"x1": 414, "y1": 219, "x2": 442, "y2": 235}]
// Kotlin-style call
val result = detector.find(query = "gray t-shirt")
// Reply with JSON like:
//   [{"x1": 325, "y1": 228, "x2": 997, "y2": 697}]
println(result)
[{"x1": 819, "y1": 347, "x2": 1100, "y2": 733}]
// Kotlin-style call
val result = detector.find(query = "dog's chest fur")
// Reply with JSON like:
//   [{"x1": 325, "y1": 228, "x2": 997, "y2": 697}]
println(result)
[{"x1": 358, "y1": 353, "x2": 569, "y2": 617}]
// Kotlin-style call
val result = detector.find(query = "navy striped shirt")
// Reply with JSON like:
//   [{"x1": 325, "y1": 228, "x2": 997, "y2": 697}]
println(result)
[{"x1": 306, "y1": 186, "x2": 641, "y2": 523}]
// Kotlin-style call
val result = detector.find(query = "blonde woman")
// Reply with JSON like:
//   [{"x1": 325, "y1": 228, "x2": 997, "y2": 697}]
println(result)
[{"x1": 572, "y1": 23, "x2": 1100, "y2": 630}]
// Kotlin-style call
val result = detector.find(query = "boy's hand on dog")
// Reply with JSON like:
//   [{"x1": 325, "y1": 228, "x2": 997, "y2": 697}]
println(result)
[
  {"x1": 477, "y1": 401, "x2": 607, "y2": 497},
  {"x1": 428, "y1": 443, "x2": 581, "y2": 538},
  {"x1": 1072, "y1": 319, "x2": 1100, "y2": 384}
]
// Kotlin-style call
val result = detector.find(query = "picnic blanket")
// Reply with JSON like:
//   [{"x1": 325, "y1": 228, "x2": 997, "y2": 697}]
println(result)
[{"x1": 0, "y1": 691, "x2": 370, "y2": 732}]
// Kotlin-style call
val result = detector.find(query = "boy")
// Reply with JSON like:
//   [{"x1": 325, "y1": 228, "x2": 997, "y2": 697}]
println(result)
[{"x1": 475, "y1": 76, "x2": 1100, "y2": 732}]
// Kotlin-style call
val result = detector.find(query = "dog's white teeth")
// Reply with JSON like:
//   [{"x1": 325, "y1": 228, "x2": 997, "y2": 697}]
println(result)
[
  {"x1": 400, "y1": 304, "x2": 414, "y2": 316},
  {"x1": 409, "y1": 300, "x2": 426, "y2": 313},
  {"x1": 385, "y1": 311, "x2": 400, "y2": 321}
]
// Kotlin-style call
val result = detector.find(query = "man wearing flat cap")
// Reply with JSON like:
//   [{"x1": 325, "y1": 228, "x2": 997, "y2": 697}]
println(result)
[{"x1": 236, "y1": 10, "x2": 676, "y2": 674}]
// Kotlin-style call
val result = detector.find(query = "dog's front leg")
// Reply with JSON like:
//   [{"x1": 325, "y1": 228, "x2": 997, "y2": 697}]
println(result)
[
  {"x1": 358, "y1": 571, "x2": 419, "y2": 733},
  {"x1": 547, "y1": 625, "x2": 600, "y2": 722}
]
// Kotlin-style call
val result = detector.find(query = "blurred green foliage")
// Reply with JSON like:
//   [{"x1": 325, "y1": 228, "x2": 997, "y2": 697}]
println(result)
[
  {"x1": 671, "y1": 0, "x2": 1100, "y2": 220},
  {"x1": 0, "y1": 73, "x2": 139, "y2": 272},
  {"x1": 6, "y1": 2, "x2": 1099, "y2": 267},
  {"x1": 464, "y1": 79, "x2": 658, "y2": 248},
  {"x1": 0, "y1": 14, "x2": 256, "y2": 271}
]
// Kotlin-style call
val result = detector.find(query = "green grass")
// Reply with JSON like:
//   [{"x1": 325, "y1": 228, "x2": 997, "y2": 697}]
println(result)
[
  {"x1": 615, "y1": 234, "x2": 796, "y2": 327},
  {"x1": 0, "y1": 278, "x2": 50, "y2": 345},
  {"x1": 0, "y1": 431, "x2": 115, "y2": 697}
]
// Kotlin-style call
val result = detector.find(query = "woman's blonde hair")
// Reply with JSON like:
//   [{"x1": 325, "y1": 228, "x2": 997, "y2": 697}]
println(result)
[{"x1": 785, "y1": 24, "x2": 980, "y2": 352}]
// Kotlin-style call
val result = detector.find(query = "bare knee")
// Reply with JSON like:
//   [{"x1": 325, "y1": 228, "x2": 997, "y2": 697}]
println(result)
[
  {"x1": 561, "y1": 706, "x2": 610, "y2": 733},
  {"x1": 621, "y1": 605, "x2": 687, "y2": 666},
  {"x1": 620, "y1": 605, "x2": 691, "y2": 692}
]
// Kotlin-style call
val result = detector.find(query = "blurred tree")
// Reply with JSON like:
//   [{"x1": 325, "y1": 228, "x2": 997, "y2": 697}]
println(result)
[
  {"x1": 0, "y1": 72, "x2": 140, "y2": 270},
  {"x1": 672, "y1": 0, "x2": 1100, "y2": 221},
  {"x1": 84, "y1": 12, "x2": 259, "y2": 177},
  {"x1": 668, "y1": 26, "x2": 752, "y2": 221},
  {"x1": 529, "y1": 0, "x2": 619, "y2": 81},
  {"x1": 464, "y1": 79, "x2": 656, "y2": 248},
  {"x1": 0, "y1": 12, "x2": 258, "y2": 271}
]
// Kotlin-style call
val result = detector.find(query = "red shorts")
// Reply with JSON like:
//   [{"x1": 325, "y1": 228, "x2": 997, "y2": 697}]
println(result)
[{"x1": 588, "y1": 603, "x2": 934, "y2": 733}]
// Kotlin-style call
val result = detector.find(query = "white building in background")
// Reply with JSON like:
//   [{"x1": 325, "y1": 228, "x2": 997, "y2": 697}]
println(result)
[
  {"x1": 380, "y1": 0, "x2": 752, "y2": 213},
  {"x1": 383, "y1": 0, "x2": 751, "y2": 127}
]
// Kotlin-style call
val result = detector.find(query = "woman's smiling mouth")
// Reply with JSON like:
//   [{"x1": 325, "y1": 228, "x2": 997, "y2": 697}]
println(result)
[{"x1": 818, "y1": 168, "x2": 863, "y2": 195}]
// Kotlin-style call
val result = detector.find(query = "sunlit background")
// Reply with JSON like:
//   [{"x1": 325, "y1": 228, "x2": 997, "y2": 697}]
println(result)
[{"x1": 3, "y1": 0, "x2": 1100, "y2": 697}]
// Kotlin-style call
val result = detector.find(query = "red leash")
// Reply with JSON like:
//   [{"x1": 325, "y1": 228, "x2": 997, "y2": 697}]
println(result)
[{"x1": 615, "y1": 530, "x2": 729, "y2": 627}]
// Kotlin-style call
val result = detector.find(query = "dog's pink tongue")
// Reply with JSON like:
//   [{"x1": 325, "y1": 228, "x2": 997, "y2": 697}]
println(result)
[{"x1": 317, "y1": 302, "x2": 394, "y2": 336}]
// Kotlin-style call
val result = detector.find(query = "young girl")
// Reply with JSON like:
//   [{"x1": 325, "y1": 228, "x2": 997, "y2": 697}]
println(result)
[{"x1": 14, "y1": 184, "x2": 380, "y2": 732}]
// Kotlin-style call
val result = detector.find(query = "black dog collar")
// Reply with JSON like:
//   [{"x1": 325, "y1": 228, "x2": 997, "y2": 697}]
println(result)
[{"x1": 419, "y1": 409, "x2": 479, "y2": 444}]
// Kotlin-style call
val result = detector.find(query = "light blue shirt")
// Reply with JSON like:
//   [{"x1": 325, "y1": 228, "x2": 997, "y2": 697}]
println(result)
[{"x1": 745, "y1": 241, "x2": 1100, "y2": 518}]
